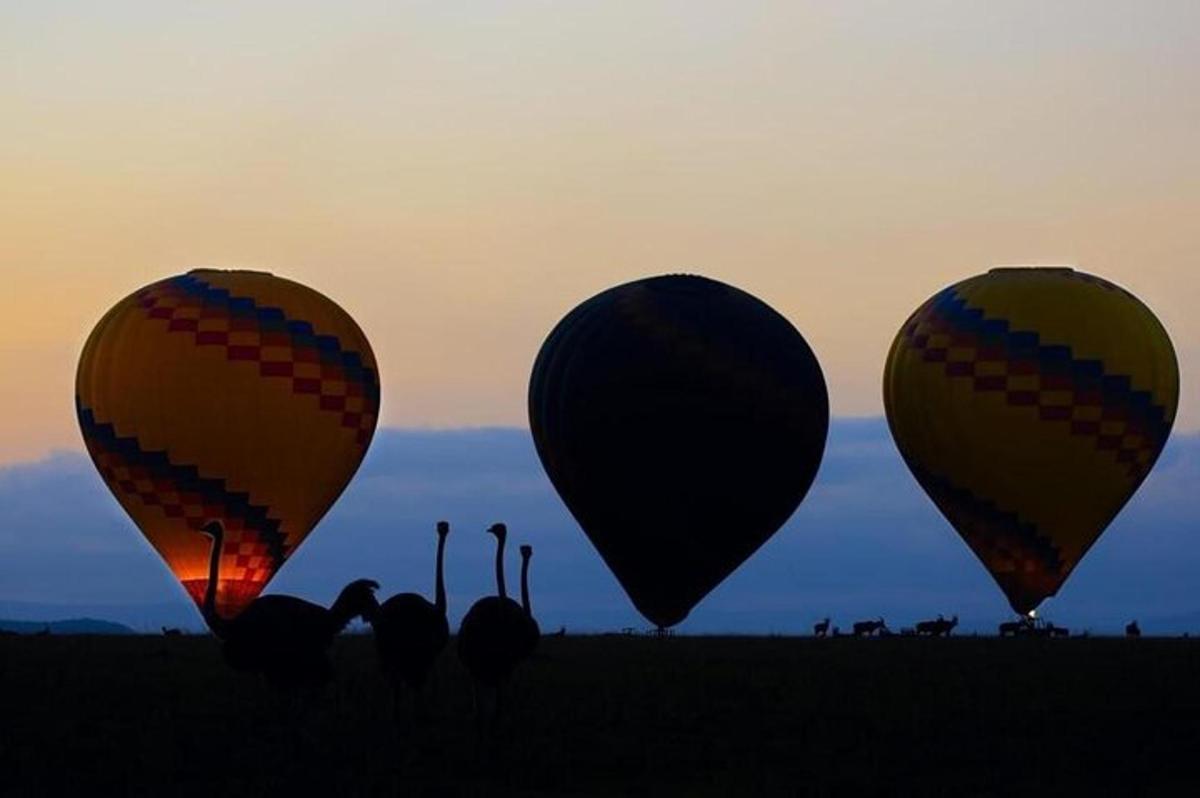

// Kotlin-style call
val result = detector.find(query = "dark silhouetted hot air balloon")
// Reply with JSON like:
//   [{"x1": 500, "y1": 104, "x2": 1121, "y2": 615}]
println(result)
[
  {"x1": 884, "y1": 267, "x2": 1178, "y2": 615},
  {"x1": 529, "y1": 274, "x2": 829, "y2": 628},
  {"x1": 76, "y1": 269, "x2": 380, "y2": 626}
]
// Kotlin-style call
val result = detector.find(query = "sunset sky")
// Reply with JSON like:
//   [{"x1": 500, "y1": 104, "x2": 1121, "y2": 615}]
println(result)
[{"x1": 3, "y1": 1, "x2": 1198, "y2": 463}]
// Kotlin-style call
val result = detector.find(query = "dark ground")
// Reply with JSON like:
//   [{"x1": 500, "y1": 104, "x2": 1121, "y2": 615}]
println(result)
[{"x1": 2, "y1": 634, "x2": 1199, "y2": 797}]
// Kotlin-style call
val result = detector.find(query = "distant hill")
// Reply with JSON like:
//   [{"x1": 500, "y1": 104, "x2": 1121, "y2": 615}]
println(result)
[{"x1": 0, "y1": 617, "x2": 135, "y2": 635}]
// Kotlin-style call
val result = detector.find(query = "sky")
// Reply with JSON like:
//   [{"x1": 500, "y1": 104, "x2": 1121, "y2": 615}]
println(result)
[
  {"x1": 2, "y1": 1, "x2": 1199, "y2": 462},
  {"x1": 1, "y1": 3, "x2": 1197, "y2": 628}
]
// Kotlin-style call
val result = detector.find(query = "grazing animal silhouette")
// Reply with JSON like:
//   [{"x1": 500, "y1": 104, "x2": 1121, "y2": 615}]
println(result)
[
  {"x1": 36, "y1": 625, "x2": 51, "y2": 637},
  {"x1": 813, "y1": 617, "x2": 831, "y2": 638},
  {"x1": 1126, "y1": 620, "x2": 1141, "y2": 638},
  {"x1": 852, "y1": 617, "x2": 887, "y2": 637},
  {"x1": 1046, "y1": 622, "x2": 1069, "y2": 638},
  {"x1": 197, "y1": 521, "x2": 379, "y2": 688},
  {"x1": 917, "y1": 615, "x2": 959, "y2": 637},
  {"x1": 372, "y1": 521, "x2": 451, "y2": 723},
  {"x1": 915, "y1": 615, "x2": 943, "y2": 636},
  {"x1": 518, "y1": 544, "x2": 541, "y2": 657},
  {"x1": 161, "y1": 626, "x2": 183, "y2": 637},
  {"x1": 551, "y1": 626, "x2": 567, "y2": 638},
  {"x1": 998, "y1": 618, "x2": 1031, "y2": 637},
  {"x1": 457, "y1": 523, "x2": 532, "y2": 729}
]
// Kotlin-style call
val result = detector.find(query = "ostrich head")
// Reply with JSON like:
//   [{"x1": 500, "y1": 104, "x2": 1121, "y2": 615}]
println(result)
[
  {"x1": 340, "y1": 578, "x2": 381, "y2": 622},
  {"x1": 487, "y1": 522, "x2": 507, "y2": 539},
  {"x1": 519, "y1": 544, "x2": 532, "y2": 559},
  {"x1": 436, "y1": 520, "x2": 450, "y2": 537}
]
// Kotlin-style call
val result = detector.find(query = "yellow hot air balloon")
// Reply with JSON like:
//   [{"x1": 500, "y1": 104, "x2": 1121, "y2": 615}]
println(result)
[
  {"x1": 76, "y1": 269, "x2": 380, "y2": 621},
  {"x1": 884, "y1": 267, "x2": 1178, "y2": 614}
]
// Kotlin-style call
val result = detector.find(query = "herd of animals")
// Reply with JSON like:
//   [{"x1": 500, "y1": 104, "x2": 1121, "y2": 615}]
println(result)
[{"x1": 811, "y1": 616, "x2": 1150, "y2": 639}]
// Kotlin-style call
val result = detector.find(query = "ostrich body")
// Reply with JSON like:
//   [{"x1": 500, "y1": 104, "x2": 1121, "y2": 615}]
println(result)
[
  {"x1": 198, "y1": 521, "x2": 379, "y2": 687},
  {"x1": 518, "y1": 544, "x2": 541, "y2": 658},
  {"x1": 457, "y1": 524, "x2": 529, "y2": 690},
  {"x1": 372, "y1": 521, "x2": 451, "y2": 721}
]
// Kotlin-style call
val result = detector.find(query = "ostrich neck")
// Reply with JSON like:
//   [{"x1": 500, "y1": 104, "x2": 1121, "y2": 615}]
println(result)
[
  {"x1": 327, "y1": 591, "x2": 360, "y2": 635},
  {"x1": 201, "y1": 532, "x2": 228, "y2": 637},
  {"x1": 520, "y1": 555, "x2": 532, "y2": 616},
  {"x1": 494, "y1": 533, "x2": 507, "y2": 599},
  {"x1": 434, "y1": 533, "x2": 447, "y2": 615}
]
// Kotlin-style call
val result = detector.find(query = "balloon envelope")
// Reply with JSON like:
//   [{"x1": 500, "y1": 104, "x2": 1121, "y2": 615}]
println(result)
[
  {"x1": 884, "y1": 267, "x2": 1178, "y2": 614},
  {"x1": 529, "y1": 274, "x2": 829, "y2": 628},
  {"x1": 76, "y1": 269, "x2": 380, "y2": 620}
]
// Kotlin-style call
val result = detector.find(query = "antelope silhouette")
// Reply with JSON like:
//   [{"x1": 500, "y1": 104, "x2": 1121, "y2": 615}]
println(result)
[
  {"x1": 852, "y1": 617, "x2": 887, "y2": 637},
  {"x1": 813, "y1": 617, "x2": 831, "y2": 638},
  {"x1": 998, "y1": 618, "x2": 1031, "y2": 637},
  {"x1": 917, "y1": 615, "x2": 958, "y2": 637}
]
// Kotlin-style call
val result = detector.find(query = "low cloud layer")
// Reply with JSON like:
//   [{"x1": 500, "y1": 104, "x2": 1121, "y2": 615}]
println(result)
[{"x1": 2, "y1": 421, "x2": 1197, "y2": 634}]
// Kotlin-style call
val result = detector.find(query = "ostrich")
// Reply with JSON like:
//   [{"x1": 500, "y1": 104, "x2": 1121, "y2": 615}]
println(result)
[
  {"x1": 197, "y1": 520, "x2": 379, "y2": 688},
  {"x1": 813, "y1": 617, "x2": 831, "y2": 638},
  {"x1": 518, "y1": 544, "x2": 541, "y2": 658},
  {"x1": 457, "y1": 523, "x2": 531, "y2": 731},
  {"x1": 372, "y1": 520, "x2": 451, "y2": 725}
]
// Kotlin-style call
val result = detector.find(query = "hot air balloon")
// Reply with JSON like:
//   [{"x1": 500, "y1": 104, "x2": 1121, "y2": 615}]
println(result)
[
  {"x1": 884, "y1": 267, "x2": 1178, "y2": 615},
  {"x1": 76, "y1": 269, "x2": 380, "y2": 624},
  {"x1": 529, "y1": 274, "x2": 829, "y2": 628}
]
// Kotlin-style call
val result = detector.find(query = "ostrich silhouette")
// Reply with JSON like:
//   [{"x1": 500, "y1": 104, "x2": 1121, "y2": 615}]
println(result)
[
  {"x1": 517, "y1": 544, "x2": 541, "y2": 658},
  {"x1": 372, "y1": 520, "x2": 451, "y2": 725},
  {"x1": 197, "y1": 520, "x2": 379, "y2": 688},
  {"x1": 457, "y1": 523, "x2": 531, "y2": 732}
]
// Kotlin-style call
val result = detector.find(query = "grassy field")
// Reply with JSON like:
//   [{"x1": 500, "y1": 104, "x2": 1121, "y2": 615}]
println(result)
[{"x1": 3, "y1": 634, "x2": 1199, "y2": 796}]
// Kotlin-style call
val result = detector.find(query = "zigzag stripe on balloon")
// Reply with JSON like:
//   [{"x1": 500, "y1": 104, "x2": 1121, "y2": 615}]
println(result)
[
  {"x1": 903, "y1": 287, "x2": 1171, "y2": 480},
  {"x1": 136, "y1": 273, "x2": 380, "y2": 446},
  {"x1": 77, "y1": 400, "x2": 289, "y2": 618}
]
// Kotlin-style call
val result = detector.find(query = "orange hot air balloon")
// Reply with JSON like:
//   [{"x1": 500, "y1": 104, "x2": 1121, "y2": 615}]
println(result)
[
  {"x1": 884, "y1": 267, "x2": 1178, "y2": 614},
  {"x1": 76, "y1": 269, "x2": 380, "y2": 623}
]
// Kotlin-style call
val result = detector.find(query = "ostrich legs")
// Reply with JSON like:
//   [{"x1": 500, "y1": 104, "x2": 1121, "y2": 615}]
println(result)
[
  {"x1": 372, "y1": 520, "x2": 452, "y2": 726},
  {"x1": 457, "y1": 523, "x2": 530, "y2": 736}
]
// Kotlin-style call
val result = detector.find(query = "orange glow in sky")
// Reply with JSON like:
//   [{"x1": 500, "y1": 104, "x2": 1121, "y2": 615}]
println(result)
[{"x1": 2, "y1": 1, "x2": 1197, "y2": 462}]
